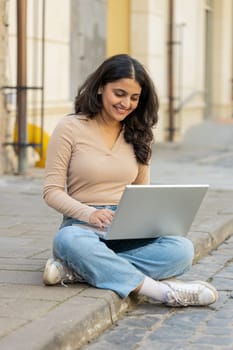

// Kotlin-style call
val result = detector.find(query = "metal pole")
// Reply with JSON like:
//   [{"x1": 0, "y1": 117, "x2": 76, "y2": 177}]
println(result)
[
  {"x1": 17, "y1": 0, "x2": 27, "y2": 174},
  {"x1": 40, "y1": 0, "x2": 45, "y2": 159},
  {"x1": 168, "y1": 0, "x2": 175, "y2": 141}
]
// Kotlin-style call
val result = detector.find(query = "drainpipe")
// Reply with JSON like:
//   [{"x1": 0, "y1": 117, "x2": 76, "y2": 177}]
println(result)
[
  {"x1": 17, "y1": 0, "x2": 27, "y2": 174},
  {"x1": 167, "y1": 0, "x2": 175, "y2": 141}
]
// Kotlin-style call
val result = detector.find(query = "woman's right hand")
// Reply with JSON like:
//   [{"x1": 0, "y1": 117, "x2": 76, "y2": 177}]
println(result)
[{"x1": 89, "y1": 209, "x2": 115, "y2": 229}]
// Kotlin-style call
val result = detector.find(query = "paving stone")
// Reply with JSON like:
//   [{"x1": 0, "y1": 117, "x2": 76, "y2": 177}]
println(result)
[
  {"x1": 0, "y1": 297, "x2": 56, "y2": 320},
  {"x1": 0, "y1": 283, "x2": 86, "y2": 301},
  {"x1": 0, "y1": 270, "x2": 43, "y2": 285},
  {"x1": 193, "y1": 335, "x2": 233, "y2": 346},
  {"x1": 0, "y1": 317, "x2": 28, "y2": 338}
]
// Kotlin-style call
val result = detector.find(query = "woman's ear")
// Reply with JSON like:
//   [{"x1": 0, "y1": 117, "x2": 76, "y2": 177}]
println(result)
[{"x1": 97, "y1": 86, "x2": 103, "y2": 95}]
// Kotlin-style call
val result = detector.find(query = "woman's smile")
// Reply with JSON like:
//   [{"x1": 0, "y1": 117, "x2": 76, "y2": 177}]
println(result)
[
  {"x1": 99, "y1": 78, "x2": 141, "y2": 124},
  {"x1": 114, "y1": 104, "x2": 130, "y2": 115}
]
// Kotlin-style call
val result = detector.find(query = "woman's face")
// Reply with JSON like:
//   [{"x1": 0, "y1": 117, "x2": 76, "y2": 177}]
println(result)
[{"x1": 99, "y1": 78, "x2": 141, "y2": 124}]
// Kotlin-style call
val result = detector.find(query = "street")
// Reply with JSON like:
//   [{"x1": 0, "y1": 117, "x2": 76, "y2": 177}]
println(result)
[{"x1": 83, "y1": 235, "x2": 233, "y2": 350}]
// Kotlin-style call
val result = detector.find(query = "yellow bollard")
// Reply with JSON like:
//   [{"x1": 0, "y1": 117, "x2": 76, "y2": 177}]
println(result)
[{"x1": 14, "y1": 123, "x2": 50, "y2": 168}]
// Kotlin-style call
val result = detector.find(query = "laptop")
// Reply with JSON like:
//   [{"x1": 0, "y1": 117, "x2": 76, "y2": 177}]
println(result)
[{"x1": 75, "y1": 184, "x2": 208, "y2": 240}]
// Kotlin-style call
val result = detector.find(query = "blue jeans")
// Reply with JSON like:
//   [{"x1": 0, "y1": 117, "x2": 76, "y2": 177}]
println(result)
[{"x1": 53, "y1": 206, "x2": 194, "y2": 298}]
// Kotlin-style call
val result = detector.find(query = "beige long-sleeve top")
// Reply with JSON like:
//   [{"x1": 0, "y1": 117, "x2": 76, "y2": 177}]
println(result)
[{"x1": 43, "y1": 115, "x2": 150, "y2": 222}]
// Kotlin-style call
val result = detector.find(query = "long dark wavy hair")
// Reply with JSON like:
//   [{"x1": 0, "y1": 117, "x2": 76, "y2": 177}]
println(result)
[{"x1": 74, "y1": 54, "x2": 159, "y2": 164}]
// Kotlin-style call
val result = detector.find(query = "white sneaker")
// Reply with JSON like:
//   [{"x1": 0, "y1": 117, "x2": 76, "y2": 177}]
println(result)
[
  {"x1": 43, "y1": 258, "x2": 85, "y2": 286},
  {"x1": 162, "y1": 280, "x2": 218, "y2": 307}
]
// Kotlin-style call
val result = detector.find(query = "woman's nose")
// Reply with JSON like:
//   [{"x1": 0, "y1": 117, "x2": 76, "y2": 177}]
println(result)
[{"x1": 120, "y1": 96, "x2": 131, "y2": 108}]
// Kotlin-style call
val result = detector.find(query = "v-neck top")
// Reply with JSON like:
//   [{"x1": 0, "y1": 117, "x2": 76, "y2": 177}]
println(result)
[{"x1": 43, "y1": 114, "x2": 150, "y2": 222}]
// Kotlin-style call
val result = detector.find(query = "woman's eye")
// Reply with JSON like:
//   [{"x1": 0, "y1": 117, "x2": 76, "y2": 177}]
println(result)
[{"x1": 115, "y1": 91, "x2": 124, "y2": 97}]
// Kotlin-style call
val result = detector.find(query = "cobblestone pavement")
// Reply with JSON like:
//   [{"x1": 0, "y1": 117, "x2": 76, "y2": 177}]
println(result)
[{"x1": 83, "y1": 235, "x2": 233, "y2": 350}]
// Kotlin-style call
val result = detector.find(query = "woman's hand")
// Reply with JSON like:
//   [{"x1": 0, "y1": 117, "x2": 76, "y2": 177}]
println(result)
[{"x1": 89, "y1": 209, "x2": 115, "y2": 229}]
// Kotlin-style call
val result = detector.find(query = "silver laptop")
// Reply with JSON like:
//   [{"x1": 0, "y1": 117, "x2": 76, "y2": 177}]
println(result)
[{"x1": 76, "y1": 184, "x2": 208, "y2": 240}]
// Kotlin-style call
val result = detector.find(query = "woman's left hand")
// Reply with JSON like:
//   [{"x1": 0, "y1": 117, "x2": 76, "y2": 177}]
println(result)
[{"x1": 89, "y1": 209, "x2": 115, "y2": 229}]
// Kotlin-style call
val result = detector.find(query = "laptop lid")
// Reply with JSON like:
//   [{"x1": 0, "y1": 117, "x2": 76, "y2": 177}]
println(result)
[{"x1": 98, "y1": 184, "x2": 208, "y2": 240}]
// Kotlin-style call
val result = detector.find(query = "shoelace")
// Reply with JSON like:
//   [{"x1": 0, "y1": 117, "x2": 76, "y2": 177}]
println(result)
[
  {"x1": 54, "y1": 261, "x2": 76, "y2": 287},
  {"x1": 166, "y1": 287, "x2": 200, "y2": 306},
  {"x1": 61, "y1": 272, "x2": 76, "y2": 287},
  {"x1": 60, "y1": 266, "x2": 86, "y2": 287}
]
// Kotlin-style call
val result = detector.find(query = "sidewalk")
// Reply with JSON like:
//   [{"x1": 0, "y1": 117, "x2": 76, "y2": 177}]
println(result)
[{"x1": 0, "y1": 139, "x2": 233, "y2": 350}]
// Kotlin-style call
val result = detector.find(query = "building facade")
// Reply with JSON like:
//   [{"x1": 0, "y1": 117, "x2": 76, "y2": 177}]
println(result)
[{"x1": 1, "y1": 0, "x2": 232, "y2": 173}]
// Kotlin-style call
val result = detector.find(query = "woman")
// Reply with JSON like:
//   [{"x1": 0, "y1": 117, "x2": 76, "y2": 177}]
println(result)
[{"x1": 43, "y1": 54, "x2": 218, "y2": 307}]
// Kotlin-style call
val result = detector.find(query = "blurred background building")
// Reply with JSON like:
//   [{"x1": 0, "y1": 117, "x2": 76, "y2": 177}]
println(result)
[{"x1": 0, "y1": 0, "x2": 232, "y2": 174}]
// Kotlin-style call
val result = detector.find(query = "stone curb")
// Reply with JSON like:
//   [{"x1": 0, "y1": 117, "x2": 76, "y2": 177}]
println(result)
[
  {"x1": 0, "y1": 289, "x2": 138, "y2": 350},
  {"x1": 190, "y1": 217, "x2": 233, "y2": 263}
]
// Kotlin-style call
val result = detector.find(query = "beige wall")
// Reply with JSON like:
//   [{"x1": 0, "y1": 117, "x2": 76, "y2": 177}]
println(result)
[
  {"x1": 212, "y1": 0, "x2": 233, "y2": 119},
  {"x1": 8, "y1": 0, "x2": 72, "y2": 134},
  {"x1": 130, "y1": 0, "x2": 233, "y2": 141},
  {"x1": 130, "y1": 0, "x2": 167, "y2": 141}
]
